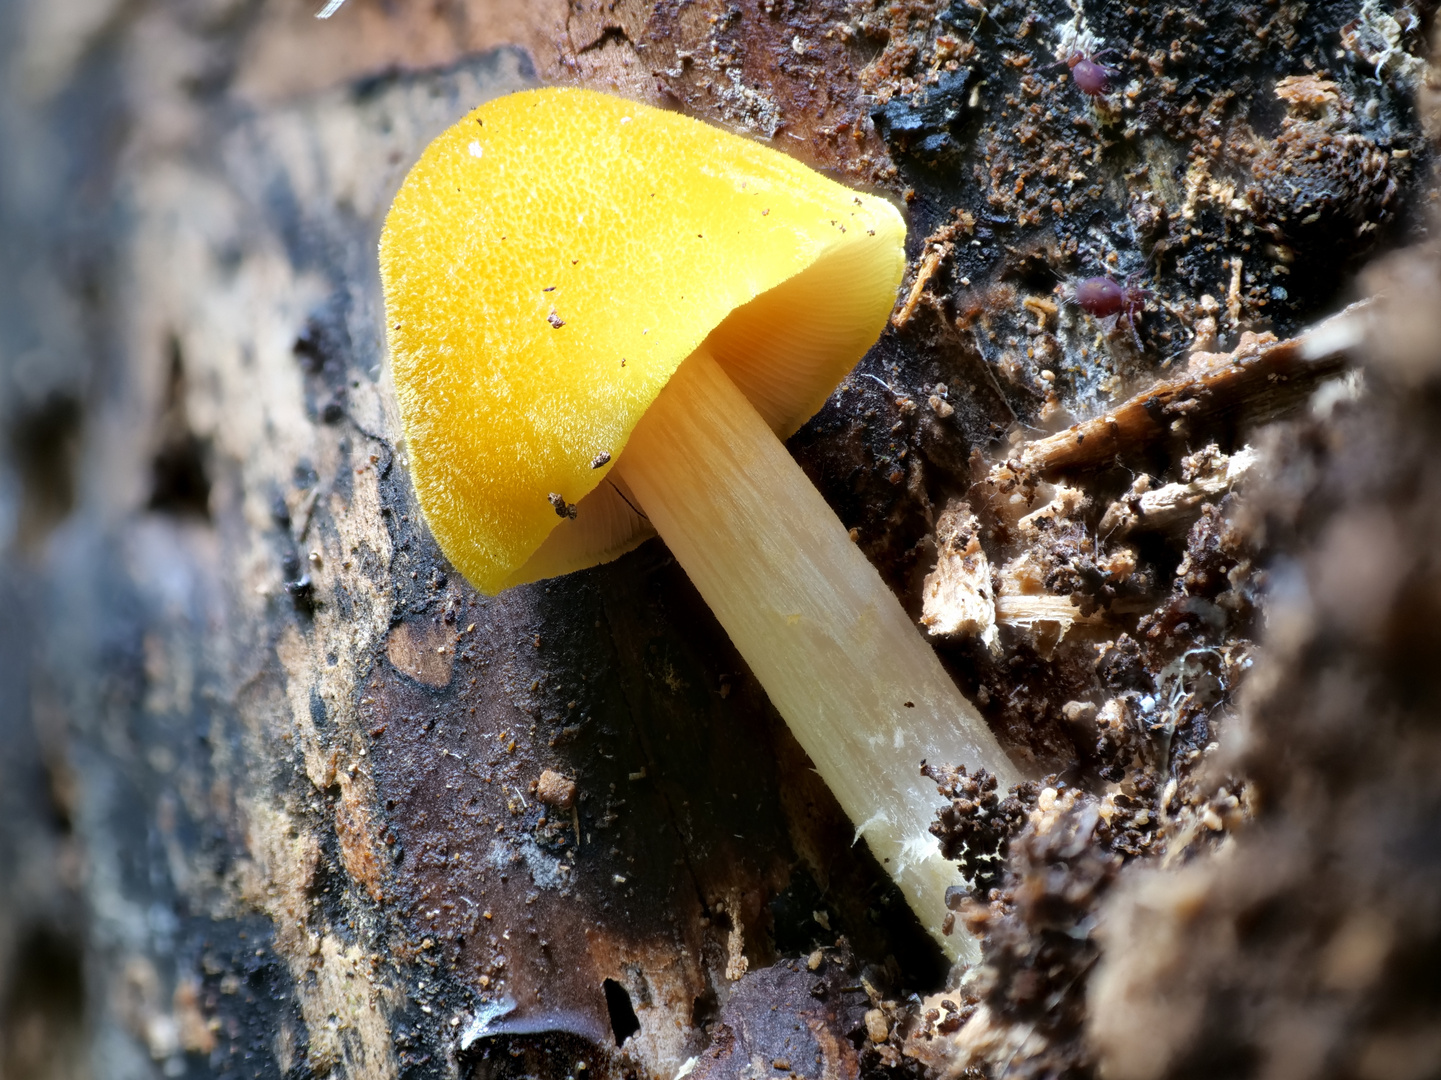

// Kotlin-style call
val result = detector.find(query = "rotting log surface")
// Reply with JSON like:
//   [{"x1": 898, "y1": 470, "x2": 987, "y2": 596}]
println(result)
[{"x1": 1, "y1": 1, "x2": 1438, "y2": 1079}]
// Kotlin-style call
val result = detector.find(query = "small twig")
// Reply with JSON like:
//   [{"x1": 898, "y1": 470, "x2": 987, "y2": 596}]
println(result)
[
  {"x1": 1020, "y1": 300, "x2": 1370, "y2": 476},
  {"x1": 892, "y1": 248, "x2": 947, "y2": 329}
]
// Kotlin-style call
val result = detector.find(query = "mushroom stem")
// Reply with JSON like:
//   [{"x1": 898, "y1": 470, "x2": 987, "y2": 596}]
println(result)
[{"x1": 614, "y1": 347, "x2": 1024, "y2": 961}]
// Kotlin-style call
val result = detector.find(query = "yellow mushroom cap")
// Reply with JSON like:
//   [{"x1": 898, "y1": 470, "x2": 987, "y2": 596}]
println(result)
[{"x1": 381, "y1": 87, "x2": 906, "y2": 594}]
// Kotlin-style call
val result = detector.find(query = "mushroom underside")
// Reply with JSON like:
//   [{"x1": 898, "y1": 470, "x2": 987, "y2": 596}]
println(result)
[{"x1": 507, "y1": 233, "x2": 902, "y2": 589}]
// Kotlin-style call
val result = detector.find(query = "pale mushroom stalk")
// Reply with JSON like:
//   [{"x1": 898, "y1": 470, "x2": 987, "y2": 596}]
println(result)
[{"x1": 615, "y1": 347, "x2": 1020, "y2": 960}]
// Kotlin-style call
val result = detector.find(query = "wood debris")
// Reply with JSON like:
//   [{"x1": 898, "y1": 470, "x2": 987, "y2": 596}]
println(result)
[
  {"x1": 920, "y1": 501, "x2": 998, "y2": 646},
  {"x1": 1099, "y1": 444, "x2": 1259, "y2": 538},
  {"x1": 1019, "y1": 303, "x2": 1369, "y2": 476},
  {"x1": 892, "y1": 209, "x2": 975, "y2": 328},
  {"x1": 893, "y1": 246, "x2": 947, "y2": 328}
]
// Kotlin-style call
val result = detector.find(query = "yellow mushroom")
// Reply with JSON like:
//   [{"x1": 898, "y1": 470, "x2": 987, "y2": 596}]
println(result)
[{"x1": 381, "y1": 87, "x2": 1022, "y2": 960}]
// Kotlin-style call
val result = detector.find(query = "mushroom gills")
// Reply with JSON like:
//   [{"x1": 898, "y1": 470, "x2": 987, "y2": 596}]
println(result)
[
  {"x1": 615, "y1": 346, "x2": 1022, "y2": 963},
  {"x1": 508, "y1": 477, "x2": 654, "y2": 588},
  {"x1": 503, "y1": 227, "x2": 907, "y2": 590}
]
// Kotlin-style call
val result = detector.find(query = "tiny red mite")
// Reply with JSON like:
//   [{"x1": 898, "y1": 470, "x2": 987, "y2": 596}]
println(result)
[
  {"x1": 1063, "y1": 274, "x2": 1152, "y2": 348},
  {"x1": 1061, "y1": 49, "x2": 1121, "y2": 97}
]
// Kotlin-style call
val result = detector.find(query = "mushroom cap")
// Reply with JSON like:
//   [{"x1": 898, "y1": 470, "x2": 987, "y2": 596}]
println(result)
[{"x1": 381, "y1": 87, "x2": 906, "y2": 594}]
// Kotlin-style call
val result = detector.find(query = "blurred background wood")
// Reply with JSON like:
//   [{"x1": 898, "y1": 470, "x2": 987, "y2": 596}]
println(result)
[{"x1": 0, "y1": 4, "x2": 940, "y2": 1079}]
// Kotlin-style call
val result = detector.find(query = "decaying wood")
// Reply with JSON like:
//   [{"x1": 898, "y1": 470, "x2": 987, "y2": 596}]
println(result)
[
  {"x1": 920, "y1": 501, "x2": 998, "y2": 645},
  {"x1": 3, "y1": 1, "x2": 1438, "y2": 1079},
  {"x1": 232, "y1": 0, "x2": 888, "y2": 177},
  {"x1": 1019, "y1": 306, "x2": 1369, "y2": 478},
  {"x1": 1098, "y1": 445, "x2": 1261, "y2": 539}
]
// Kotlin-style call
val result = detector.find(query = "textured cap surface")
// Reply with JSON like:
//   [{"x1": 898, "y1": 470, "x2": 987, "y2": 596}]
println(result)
[{"x1": 381, "y1": 87, "x2": 906, "y2": 593}]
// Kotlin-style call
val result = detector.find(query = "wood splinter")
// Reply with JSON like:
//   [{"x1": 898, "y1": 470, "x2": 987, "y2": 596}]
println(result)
[{"x1": 1021, "y1": 301, "x2": 1370, "y2": 476}]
